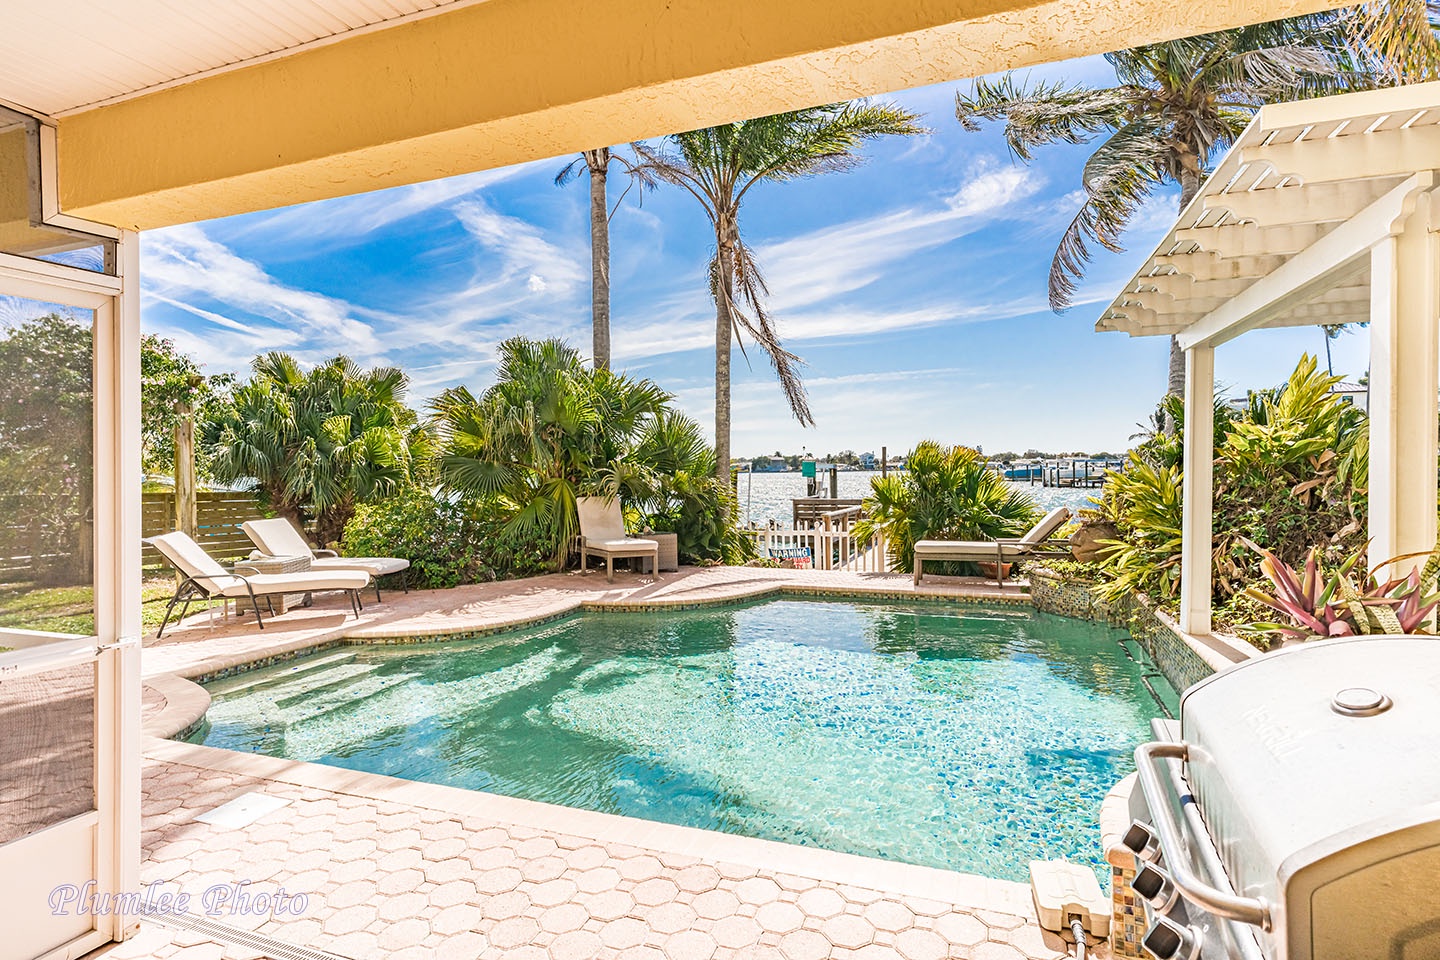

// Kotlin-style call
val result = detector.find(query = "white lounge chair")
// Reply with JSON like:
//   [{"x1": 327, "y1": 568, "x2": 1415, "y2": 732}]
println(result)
[
  {"x1": 913, "y1": 507, "x2": 1072, "y2": 587},
  {"x1": 242, "y1": 517, "x2": 410, "y2": 602},
  {"x1": 147, "y1": 531, "x2": 371, "y2": 637},
  {"x1": 576, "y1": 496, "x2": 659, "y2": 583}
]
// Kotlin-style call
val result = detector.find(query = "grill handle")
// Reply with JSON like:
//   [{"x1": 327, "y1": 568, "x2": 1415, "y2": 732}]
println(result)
[{"x1": 1134, "y1": 741, "x2": 1272, "y2": 931}]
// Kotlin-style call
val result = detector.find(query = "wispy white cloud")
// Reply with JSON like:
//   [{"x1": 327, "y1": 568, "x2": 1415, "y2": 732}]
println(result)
[
  {"x1": 400, "y1": 198, "x2": 588, "y2": 346},
  {"x1": 753, "y1": 162, "x2": 1043, "y2": 313},
  {"x1": 141, "y1": 224, "x2": 387, "y2": 367},
  {"x1": 221, "y1": 164, "x2": 538, "y2": 249}
]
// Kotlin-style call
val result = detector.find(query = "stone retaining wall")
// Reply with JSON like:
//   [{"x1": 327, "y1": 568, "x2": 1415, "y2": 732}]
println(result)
[{"x1": 1029, "y1": 569, "x2": 1216, "y2": 692}]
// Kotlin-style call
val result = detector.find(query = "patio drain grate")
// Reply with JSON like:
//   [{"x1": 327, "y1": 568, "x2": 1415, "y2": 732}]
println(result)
[{"x1": 144, "y1": 910, "x2": 356, "y2": 960}]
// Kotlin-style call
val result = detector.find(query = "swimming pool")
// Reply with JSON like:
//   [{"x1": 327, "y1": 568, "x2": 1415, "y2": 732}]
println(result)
[{"x1": 194, "y1": 600, "x2": 1177, "y2": 882}]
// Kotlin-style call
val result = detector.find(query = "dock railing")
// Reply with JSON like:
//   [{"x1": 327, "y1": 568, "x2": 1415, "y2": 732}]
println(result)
[{"x1": 743, "y1": 504, "x2": 891, "y2": 572}]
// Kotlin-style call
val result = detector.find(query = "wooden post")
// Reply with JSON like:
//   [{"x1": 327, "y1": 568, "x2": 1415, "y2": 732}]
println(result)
[
  {"x1": 829, "y1": 466, "x2": 838, "y2": 499},
  {"x1": 1179, "y1": 345, "x2": 1215, "y2": 637},
  {"x1": 173, "y1": 398, "x2": 197, "y2": 540},
  {"x1": 1368, "y1": 192, "x2": 1440, "y2": 580},
  {"x1": 881, "y1": 446, "x2": 887, "y2": 479}
]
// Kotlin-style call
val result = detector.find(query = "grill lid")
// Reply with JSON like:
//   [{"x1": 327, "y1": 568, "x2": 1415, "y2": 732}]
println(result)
[{"x1": 1179, "y1": 636, "x2": 1440, "y2": 903}]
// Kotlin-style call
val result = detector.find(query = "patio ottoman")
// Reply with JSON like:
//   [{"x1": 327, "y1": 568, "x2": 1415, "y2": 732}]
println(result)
[
  {"x1": 241, "y1": 552, "x2": 312, "y2": 612},
  {"x1": 651, "y1": 532, "x2": 680, "y2": 572}
]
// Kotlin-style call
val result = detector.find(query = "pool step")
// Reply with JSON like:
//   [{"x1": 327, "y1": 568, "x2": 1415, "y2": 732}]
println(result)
[{"x1": 210, "y1": 650, "x2": 360, "y2": 697}]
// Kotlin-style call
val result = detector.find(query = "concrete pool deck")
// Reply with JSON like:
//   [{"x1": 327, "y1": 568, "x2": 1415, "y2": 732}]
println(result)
[{"x1": 124, "y1": 567, "x2": 1098, "y2": 960}]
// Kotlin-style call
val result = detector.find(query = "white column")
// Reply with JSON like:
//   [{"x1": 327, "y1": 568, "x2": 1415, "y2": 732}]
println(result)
[
  {"x1": 95, "y1": 230, "x2": 143, "y2": 941},
  {"x1": 1179, "y1": 345, "x2": 1215, "y2": 637},
  {"x1": 1368, "y1": 193, "x2": 1440, "y2": 578}
]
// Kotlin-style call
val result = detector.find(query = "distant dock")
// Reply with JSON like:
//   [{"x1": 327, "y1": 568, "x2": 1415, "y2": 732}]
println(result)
[{"x1": 985, "y1": 457, "x2": 1119, "y2": 488}]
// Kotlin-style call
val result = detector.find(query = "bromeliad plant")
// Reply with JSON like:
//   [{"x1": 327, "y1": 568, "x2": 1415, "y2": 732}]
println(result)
[{"x1": 1242, "y1": 539, "x2": 1440, "y2": 643}]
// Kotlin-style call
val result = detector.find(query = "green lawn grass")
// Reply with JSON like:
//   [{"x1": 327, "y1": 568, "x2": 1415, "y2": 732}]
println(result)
[{"x1": 0, "y1": 579, "x2": 222, "y2": 636}]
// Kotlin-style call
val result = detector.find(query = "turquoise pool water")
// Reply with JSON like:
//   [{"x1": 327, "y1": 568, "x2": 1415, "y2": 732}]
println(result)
[{"x1": 195, "y1": 600, "x2": 1177, "y2": 882}]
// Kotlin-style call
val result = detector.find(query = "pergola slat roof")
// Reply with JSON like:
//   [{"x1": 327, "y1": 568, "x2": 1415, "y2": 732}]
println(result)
[{"x1": 1096, "y1": 81, "x2": 1440, "y2": 347}]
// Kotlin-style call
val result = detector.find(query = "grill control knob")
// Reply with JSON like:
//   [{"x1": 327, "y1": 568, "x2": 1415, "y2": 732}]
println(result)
[
  {"x1": 1332, "y1": 686, "x2": 1392, "y2": 717},
  {"x1": 1132, "y1": 862, "x2": 1179, "y2": 912},
  {"x1": 1142, "y1": 915, "x2": 1201, "y2": 960},
  {"x1": 1122, "y1": 820, "x2": 1161, "y2": 862}
]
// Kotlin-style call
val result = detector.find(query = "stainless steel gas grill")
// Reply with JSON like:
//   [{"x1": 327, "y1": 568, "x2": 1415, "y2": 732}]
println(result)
[{"x1": 1122, "y1": 636, "x2": 1440, "y2": 960}]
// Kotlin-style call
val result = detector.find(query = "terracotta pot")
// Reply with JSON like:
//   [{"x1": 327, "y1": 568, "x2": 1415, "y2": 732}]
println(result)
[{"x1": 976, "y1": 561, "x2": 1013, "y2": 580}]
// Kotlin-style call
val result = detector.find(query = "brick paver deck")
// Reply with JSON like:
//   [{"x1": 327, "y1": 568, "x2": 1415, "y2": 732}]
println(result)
[{"x1": 113, "y1": 567, "x2": 1103, "y2": 960}]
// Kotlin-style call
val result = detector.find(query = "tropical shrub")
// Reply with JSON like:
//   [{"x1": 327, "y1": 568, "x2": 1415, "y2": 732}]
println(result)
[
  {"x1": 204, "y1": 353, "x2": 423, "y2": 546},
  {"x1": 342, "y1": 488, "x2": 549, "y2": 588},
  {"x1": 435, "y1": 338, "x2": 747, "y2": 567},
  {"x1": 1091, "y1": 355, "x2": 1371, "y2": 634},
  {"x1": 853, "y1": 441, "x2": 1041, "y2": 574},
  {"x1": 1091, "y1": 456, "x2": 1184, "y2": 604},
  {"x1": 601, "y1": 411, "x2": 756, "y2": 564}
]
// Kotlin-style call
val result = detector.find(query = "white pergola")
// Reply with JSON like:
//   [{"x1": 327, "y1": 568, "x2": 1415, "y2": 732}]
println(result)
[{"x1": 1098, "y1": 81, "x2": 1440, "y2": 640}]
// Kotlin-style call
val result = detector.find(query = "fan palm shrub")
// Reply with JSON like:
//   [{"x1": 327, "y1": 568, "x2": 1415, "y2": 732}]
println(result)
[
  {"x1": 595, "y1": 410, "x2": 755, "y2": 564},
  {"x1": 205, "y1": 353, "x2": 420, "y2": 545},
  {"x1": 433, "y1": 338, "x2": 668, "y2": 565},
  {"x1": 853, "y1": 442, "x2": 1041, "y2": 575},
  {"x1": 434, "y1": 337, "x2": 746, "y2": 568},
  {"x1": 633, "y1": 102, "x2": 924, "y2": 485}
]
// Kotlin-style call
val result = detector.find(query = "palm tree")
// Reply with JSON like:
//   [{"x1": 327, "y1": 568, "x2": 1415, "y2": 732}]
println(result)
[
  {"x1": 954, "y1": 16, "x2": 1367, "y2": 400},
  {"x1": 852, "y1": 442, "x2": 1041, "y2": 574},
  {"x1": 633, "y1": 102, "x2": 924, "y2": 486},
  {"x1": 555, "y1": 148, "x2": 652, "y2": 371},
  {"x1": 205, "y1": 353, "x2": 419, "y2": 545},
  {"x1": 1353, "y1": 0, "x2": 1440, "y2": 82},
  {"x1": 432, "y1": 337, "x2": 672, "y2": 565}
]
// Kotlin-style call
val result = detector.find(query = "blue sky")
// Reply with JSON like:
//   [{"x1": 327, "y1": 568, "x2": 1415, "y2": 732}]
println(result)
[{"x1": 136, "y1": 54, "x2": 1370, "y2": 458}]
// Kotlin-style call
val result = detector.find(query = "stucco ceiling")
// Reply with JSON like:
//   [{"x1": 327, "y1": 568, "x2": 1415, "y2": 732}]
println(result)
[{"x1": 0, "y1": 0, "x2": 482, "y2": 116}]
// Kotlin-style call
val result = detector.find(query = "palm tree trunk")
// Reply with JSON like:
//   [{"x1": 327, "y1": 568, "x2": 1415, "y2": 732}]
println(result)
[
  {"x1": 585, "y1": 148, "x2": 611, "y2": 371},
  {"x1": 1164, "y1": 167, "x2": 1204, "y2": 431},
  {"x1": 714, "y1": 226, "x2": 736, "y2": 497},
  {"x1": 1167, "y1": 168, "x2": 1204, "y2": 400}
]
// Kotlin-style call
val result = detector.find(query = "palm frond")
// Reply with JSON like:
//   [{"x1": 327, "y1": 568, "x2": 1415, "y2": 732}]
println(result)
[
  {"x1": 955, "y1": 75, "x2": 1134, "y2": 160},
  {"x1": 1051, "y1": 132, "x2": 1161, "y2": 310}
]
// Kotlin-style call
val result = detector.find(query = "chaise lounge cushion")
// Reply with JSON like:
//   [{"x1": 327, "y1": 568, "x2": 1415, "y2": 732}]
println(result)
[
  {"x1": 217, "y1": 570, "x2": 370, "y2": 597},
  {"x1": 243, "y1": 518, "x2": 410, "y2": 578},
  {"x1": 148, "y1": 531, "x2": 370, "y2": 596},
  {"x1": 310, "y1": 555, "x2": 411, "y2": 577},
  {"x1": 584, "y1": 537, "x2": 660, "y2": 553}
]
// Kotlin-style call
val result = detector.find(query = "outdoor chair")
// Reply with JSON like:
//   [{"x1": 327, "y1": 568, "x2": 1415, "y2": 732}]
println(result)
[
  {"x1": 913, "y1": 507, "x2": 1072, "y2": 588},
  {"x1": 576, "y1": 496, "x2": 660, "y2": 583},
  {"x1": 242, "y1": 518, "x2": 410, "y2": 602},
  {"x1": 146, "y1": 531, "x2": 372, "y2": 637}
]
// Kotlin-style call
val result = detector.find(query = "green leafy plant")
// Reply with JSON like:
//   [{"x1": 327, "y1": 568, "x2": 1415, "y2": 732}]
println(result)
[
  {"x1": 435, "y1": 338, "x2": 749, "y2": 567},
  {"x1": 1092, "y1": 455, "x2": 1184, "y2": 603},
  {"x1": 342, "y1": 488, "x2": 549, "y2": 588},
  {"x1": 204, "y1": 353, "x2": 422, "y2": 545},
  {"x1": 1088, "y1": 355, "x2": 1371, "y2": 638},
  {"x1": 1242, "y1": 539, "x2": 1439, "y2": 642},
  {"x1": 853, "y1": 441, "x2": 1041, "y2": 574}
]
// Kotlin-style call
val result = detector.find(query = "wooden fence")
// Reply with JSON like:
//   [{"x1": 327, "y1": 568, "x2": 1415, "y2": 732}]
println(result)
[{"x1": 142, "y1": 491, "x2": 265, "y2": 571}]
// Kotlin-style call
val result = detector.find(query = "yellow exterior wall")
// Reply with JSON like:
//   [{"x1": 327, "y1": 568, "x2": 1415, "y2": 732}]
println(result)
[
  {"x1": 0, "y1": 127, "x2": 34, "y2": 249},
  {"x1": 57, "y1": 0, "x2": 1340, "y2": 229}
]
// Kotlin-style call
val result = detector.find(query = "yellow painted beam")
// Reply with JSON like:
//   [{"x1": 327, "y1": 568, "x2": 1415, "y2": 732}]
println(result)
[{"x1": 57, "y1": 0, "x2": 1340, "y2": 229}]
